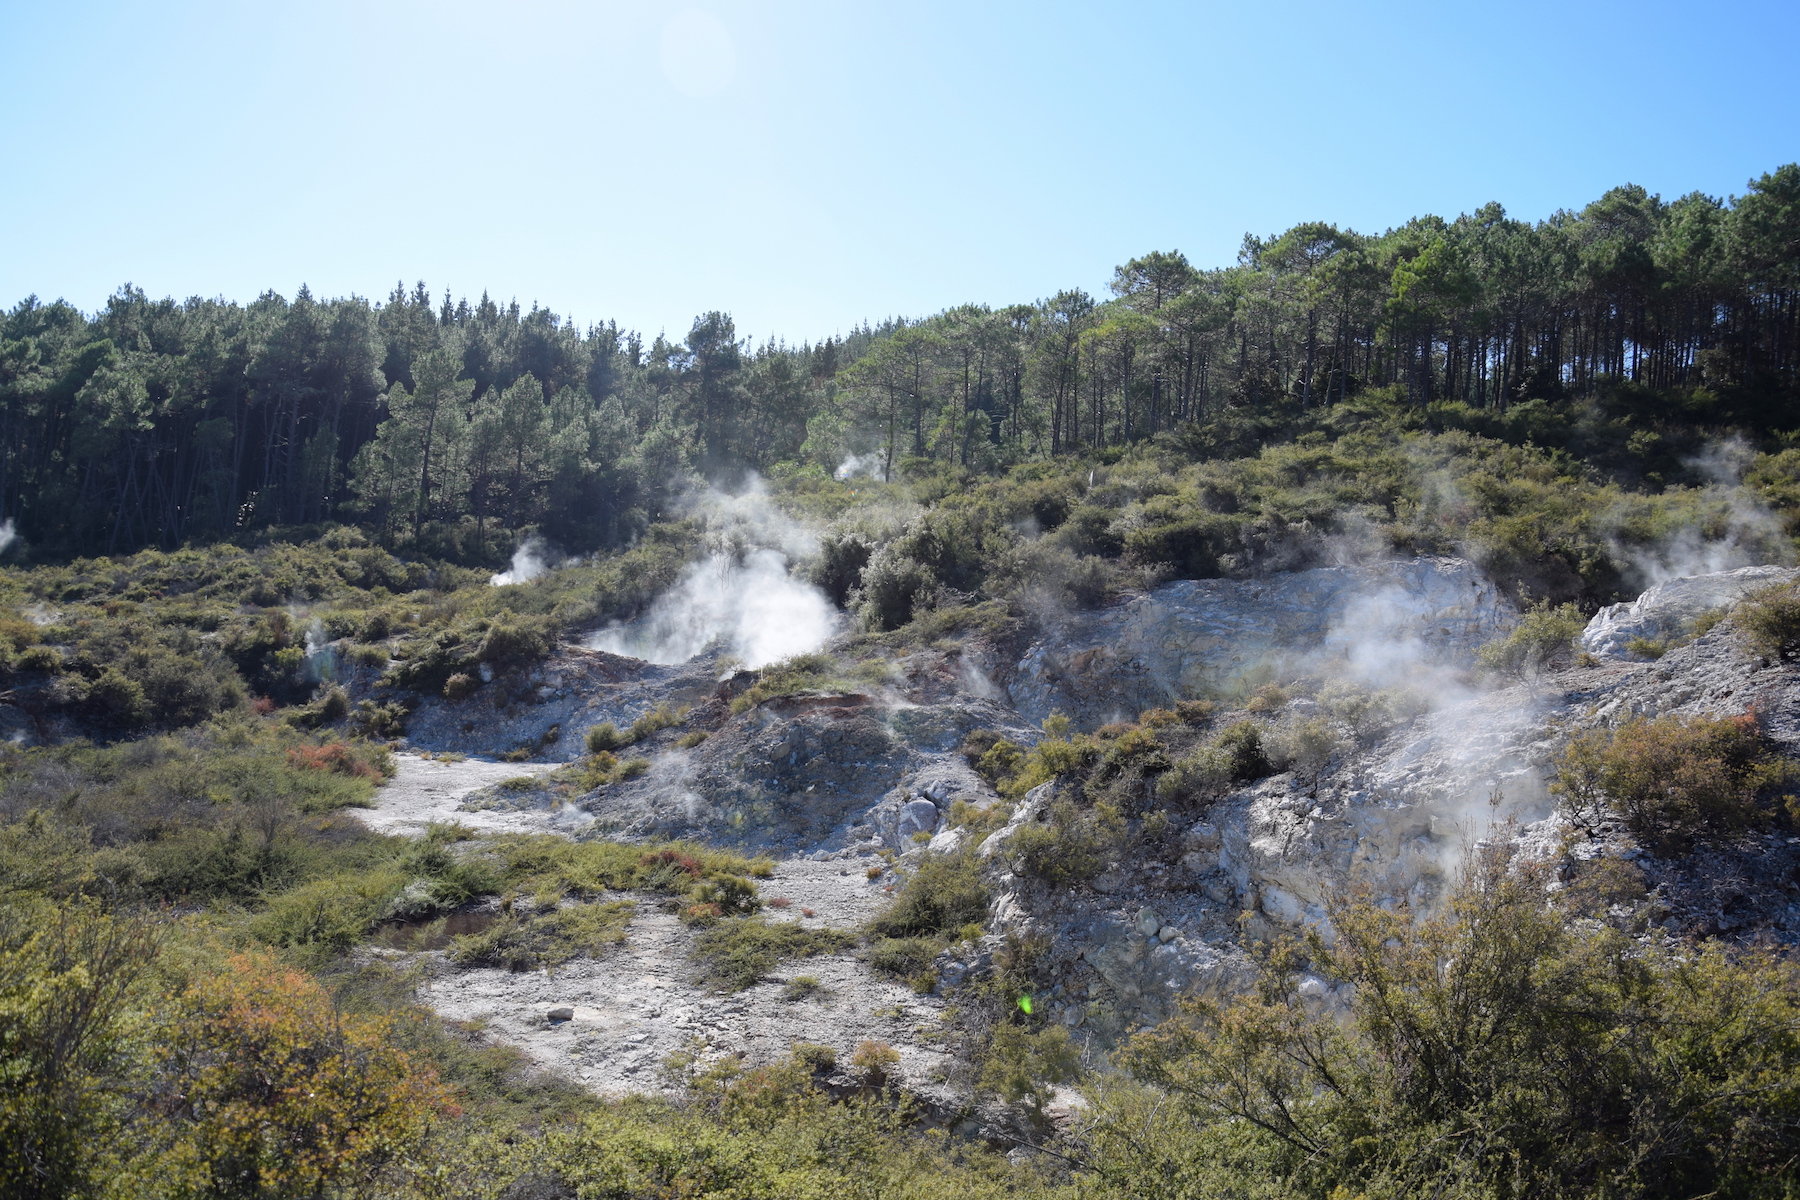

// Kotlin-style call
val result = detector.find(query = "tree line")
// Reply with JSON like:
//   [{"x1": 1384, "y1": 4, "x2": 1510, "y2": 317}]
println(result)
[{"x1": 1, "y1": 164, "x2": 1794, "y2": 558}]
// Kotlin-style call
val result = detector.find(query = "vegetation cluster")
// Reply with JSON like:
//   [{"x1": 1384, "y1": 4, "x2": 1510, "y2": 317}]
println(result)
[{"x1": 4, "y1": 164, "x2": 1800, "y2": 1198}]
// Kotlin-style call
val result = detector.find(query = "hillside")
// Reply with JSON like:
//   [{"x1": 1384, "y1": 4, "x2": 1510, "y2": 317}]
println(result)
[{"x1": 5, "y1": 164, "x2": 1800, "y2": 1199}]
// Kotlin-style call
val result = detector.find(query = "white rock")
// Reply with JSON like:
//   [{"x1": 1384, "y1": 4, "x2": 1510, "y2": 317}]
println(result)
[
  {"x1": 1581, "y1": 565, "x2": 1797, "y2": 660},
  {"x1": 1259, "y1": 884, "x2": 1306, "y2": 926}
]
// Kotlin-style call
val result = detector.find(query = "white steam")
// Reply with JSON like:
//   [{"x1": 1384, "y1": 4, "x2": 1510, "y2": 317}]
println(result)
[
  {"x1": 1611, "y1": 439, "x2": 1793, "y2": 588},
  {"x1": 0, "y1": 520, "x2": 16, "y2": 558},
  {"x1": 1317, "y1": 584, "x2": 1478, "y2": 705},
  {"x1": 587, "y1": 477, "x2": 841, "y2": 669},
  {"x1": 835, "y1": 452, "x2": 883, "y2": 481},
  {"x1": 300, "y1": 616, "x2": 336, "y2": 683},
  {"x1": 491, "y1": 539, "x2": 549, "y2": 586}
]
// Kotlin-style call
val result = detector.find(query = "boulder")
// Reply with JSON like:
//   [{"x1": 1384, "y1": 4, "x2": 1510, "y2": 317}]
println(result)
[{"x1": 896, "y1": 799, "x2": 940, "y2": 841}]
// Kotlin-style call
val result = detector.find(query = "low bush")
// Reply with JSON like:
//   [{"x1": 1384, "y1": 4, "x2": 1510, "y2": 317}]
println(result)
[
  {"x1": 1160, "y1": 719, "x2": 1276, "y2": 806},
  {"x1": 1007, "y1": 798, "x2": 1125, "y2": 885},
  {"x1": 251, "y1": 870, "x2": 407, "y2": 952},
  {"x1": 1477, "y1": 599, "x2": 1587, "y2": 677},
  {"x1": 475, "y1": 835, "x2": 768, "y2": 900},
  {"x1": 1738, "y1": 580, "x2": 1800, "y2": 661},
  {"x1": 780, "y1": 976, "x2": 824, "y2": 1002},
  {"x1": 1551, "y1": 711, "x2": 1795, "y2": 852},
  {"x1": 584, "y1": 722, "x2": 625, "y2": 754},
  {"x1": 689, "y1": 917, "x2": 854, "y2": 991},
  {"x1": 863, "y1": 936, "x2": 940, "y2": 980},
  {"x1": 139, "y1": 949, "x2": 451, "y2": 1200},
  {"x1": 729, "y1": 652, "x2": 845, "y2": 713},
  {"x1": 447, "y1": 900, "x2": 635, "y2": 971},
  {"x1": 627, "y1": 702, "x2": 685, "y2": 741},
  {"x1": 850, "y1": 1039, "x2": 901, "y2": 1087},
  {"x1": 1102, "y1": 840, "x2": 1800, "y2": 1199},
  {"x1": 980, "y1": 1023, "x2": 1081, "y2": 1130}
]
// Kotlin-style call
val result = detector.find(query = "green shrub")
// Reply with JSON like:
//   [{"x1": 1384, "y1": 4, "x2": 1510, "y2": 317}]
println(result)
[
  {"x1": 0, "y1": 899, "x2": 159, "y2": 1200},
  {"x1": 730, "y1": 653, "x2": 842, "y2": 712},
  {"x1": 1317, "y1": 681, "x2": 1425, "y2": 744},
  {"x1": 1737, "y1": 581, "x2": 1800, "y2": 661},
  {"x1": 448, "y1": 900, "x2": 635, "y2": 971},
  {"x1": 854, "y1": 547, "x2": 935, "y2": 632},
  {"x1": 980, "y1": 1023, "x2": 1081, "y2": 1129},
  {"x1": 585, "y1": 723, "x2": 625, "y2": 754},
  {"x1": 689, "y1": 917, "x2": 853, "y2": 991},
  {"x1": 478, "y1": 836, "x2": 765, "y2": 902},
  {"x1": 1006, "y1": 798, "x2": 1124, "y2": 885},
  {"x1": 1551, "y1": 711, "x2": 1794, "y2": 853},
  {"x1": 689, "y1": 874, "x2": 759, "y2": 918},
  {"x1": 1107, "y1": 840, "x2": 1800, "y2": 1199},
  {"x1": 352, "y1": 698, "x2": 410, "y2": 738},
  {"x1": 347, "y1": 643, "x2": 389, "y2": 668},
  {"x1": 781, "y1": 977, "x2": 825, "y2": 1003},
  {"x1": 251, "y1": 871, "x2": 405, "y2": 951},
  {"x1": 863, "y1": 936, "x2": 939, "y2": 979},
  {"x1": 627, "y1": 702, "x2": 684, "y2": 741},
  {"x1": 1266, "y1": 715, "x2": 1346, "y2": 789},
  {"x1": 15, "y1": 644, "x2": 63, "y2": 674},
  {"x1": 809, "y1": 531, "x2": 873, "y2": 607},
  {"x1": 850, "y1": 1039, "x2": 900, "y2": 1087},
  {"x1": 86, "y1": 668, "x2": 150, "y2": 726},
  {"x1": 1477, "y1": 599, "x2": 1587, "y2": 677},
  {"x1": 475, "y1": 617, "x2": 556, "y2": 667},
  {"x1": 788, "y1": 1040, "x2": 835, "y2": 1071},
  {"x1": 978, "y1": 738, "x2": 1025, "y2": 784}
]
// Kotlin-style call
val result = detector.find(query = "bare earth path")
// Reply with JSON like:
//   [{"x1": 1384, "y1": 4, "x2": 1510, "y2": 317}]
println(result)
[{"x1": 359, "y1": 754, "x2": 560, "y2": 837}]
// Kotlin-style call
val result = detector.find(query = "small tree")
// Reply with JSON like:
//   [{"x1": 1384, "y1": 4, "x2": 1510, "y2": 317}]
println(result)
[{"x1": 1551, "y1": 712, "x2": 1791, "y2": 853}]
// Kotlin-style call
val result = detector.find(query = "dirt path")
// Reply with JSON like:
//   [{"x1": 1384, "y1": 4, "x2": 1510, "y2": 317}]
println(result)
[{"x1": 360, "y1": 754, "x2": 560, "y2": 837}]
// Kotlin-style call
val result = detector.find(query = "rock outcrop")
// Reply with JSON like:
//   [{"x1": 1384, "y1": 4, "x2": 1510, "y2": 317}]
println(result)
[
  {"x1": 1008, "y1": 557, "x2": 1515, "y2": 728},
  {"x1": 1580, "y1": 565, "x2": 1798, "y2": 660},
  {"x1": 370, "y1": 558, "x2": 1800, "y2": 1083}
]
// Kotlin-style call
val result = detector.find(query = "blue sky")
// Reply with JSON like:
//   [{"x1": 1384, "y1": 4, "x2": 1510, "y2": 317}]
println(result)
[{"x1": 2, "y1": 0, "x2": 1796, "y2": 345}]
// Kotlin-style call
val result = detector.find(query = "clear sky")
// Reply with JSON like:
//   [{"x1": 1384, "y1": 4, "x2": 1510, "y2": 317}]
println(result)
[{"x1": 2, "y1": 0, "x2": 1796, "y2": 346}]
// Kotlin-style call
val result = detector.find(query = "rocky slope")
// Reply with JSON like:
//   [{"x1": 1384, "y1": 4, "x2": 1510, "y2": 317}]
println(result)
[{"x1": 357, "y1": 557, "x2": 1800, "y2": 1101}]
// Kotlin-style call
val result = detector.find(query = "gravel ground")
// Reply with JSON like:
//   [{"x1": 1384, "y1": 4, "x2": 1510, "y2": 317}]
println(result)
[
  {"x1": 415, "y1": 857, "x2": 963, "y2": 1104},
  {"x1": 358, "y1": 754, "x2": 560, "y2": 837}
]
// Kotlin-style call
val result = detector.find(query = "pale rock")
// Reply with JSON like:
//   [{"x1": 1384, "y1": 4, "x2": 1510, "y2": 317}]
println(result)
[
  {"x1": 927, "y1": 826, "x2": 965, "y2": 855},
  {"x1": 1581, "y1": 565, "x2": 1798, "y2": 660},
  {"x1": 896, "y1": 798, "x2": 940, "y2": 842},
  {"x1": 1009, "y1": 557, "x2": 1514, "y2": 728}
]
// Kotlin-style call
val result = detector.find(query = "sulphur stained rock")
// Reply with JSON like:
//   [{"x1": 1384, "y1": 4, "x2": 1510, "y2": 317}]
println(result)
[{"x1": 1008, "y1": 556, "x2": 1514, "y2": 728}]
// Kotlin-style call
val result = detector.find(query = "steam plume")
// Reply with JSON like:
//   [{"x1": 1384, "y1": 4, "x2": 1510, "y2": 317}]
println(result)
[
  {"x1": 587, "y1": 477, "x2": 841, "y2": 668},
  {"x1": 491, "y1": 538, "x2": 549, "y2": 586}
]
